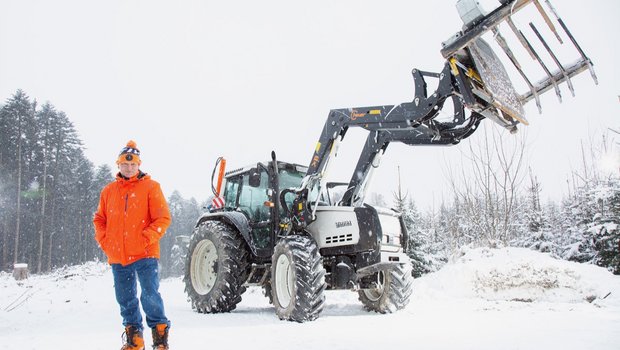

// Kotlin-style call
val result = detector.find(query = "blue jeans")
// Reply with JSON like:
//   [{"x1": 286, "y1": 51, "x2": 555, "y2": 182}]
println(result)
[{"x1": 111, "y1": 258, "x2": 170, "y2": 331}]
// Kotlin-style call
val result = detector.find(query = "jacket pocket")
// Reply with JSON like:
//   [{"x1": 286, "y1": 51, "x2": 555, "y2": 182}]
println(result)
[
  {"x1": 99, "y1": 236, "x2": 109, "y2": 250},
  {"x1": 124, "y1": 233, "x2": 148, "y2": 256},
  {"x1": 102, "y1": 237, "x2": 122, "y2": 262}
]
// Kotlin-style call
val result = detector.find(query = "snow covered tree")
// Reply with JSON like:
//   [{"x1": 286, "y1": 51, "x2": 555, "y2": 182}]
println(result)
[
  {"x1": 162, "y1": 191, "x2": 202, "y2": 277},
  {"x1": 590, "y1": 178, "x2": 620, "y2": 274},
  {"x1": 403, "y1": 198, "x2": 428, "y2": 277},
  {"x1": 560, "y1": 183, "x2": 597, "y2": 263},
  {"x1": 513, "y1": 169, "x2": 557, "y2": 254},
  {"x1": 392, "y1": 168, "x2": 429, "y2": 276},
  {"x1": 91, "y1": 165, "x2": 114, "y2": 262},
  {"x1": 420, "y1": 200, "x2": 455, "y2": 270},
  {"x1": 559, "y1": 131, "x2": 619, "y2": 272},
  {"x1": 417, "y1": 207, "x2": 450, "y2": 272},
  {"x1": 525, "y1": 169, "x2": 543, "y2": 234}
]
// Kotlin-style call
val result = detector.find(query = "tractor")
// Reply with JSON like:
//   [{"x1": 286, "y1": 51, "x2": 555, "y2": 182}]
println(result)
[{"x1": 184, "y1": 0, "x2": 596, "y2": 322}]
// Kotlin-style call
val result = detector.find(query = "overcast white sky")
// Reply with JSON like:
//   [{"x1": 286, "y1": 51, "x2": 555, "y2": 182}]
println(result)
[{"x1": 1, "y1": 0, "x2": 618, "y2": 209}]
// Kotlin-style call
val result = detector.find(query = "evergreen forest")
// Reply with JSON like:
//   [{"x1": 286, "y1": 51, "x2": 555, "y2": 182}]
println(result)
[{"x1": 1, "y1": 90, "x2": 618, "y2": 277}]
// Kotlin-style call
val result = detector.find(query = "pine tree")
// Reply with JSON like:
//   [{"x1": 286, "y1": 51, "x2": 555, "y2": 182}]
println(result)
[
  {"x1": 590, "y1": 178, "x2": 620, "y2": 274},
  {"x1": 162, "y1": 191, "x2": 203, "y2": 277},
  {"x1": 392, "y1": 166, "x2": 428, "y2": 276},
  {"x1": 91, "y1": 164, "x2": 114, "y2": 262},
  {"x1": 418, "y1": 207, "x2": 449, "y2": 272},
  {"x1": 514, "y1": 169, "x2": 556, "y2": 253},
  {"x1": 542, "y1": 200, "x2": 564, "y2": 257},
  {"x1": 559, "y1": 132, "x2": 618, "y2": 267},
  {"x1": 560, "y1": 184, "x2": 596, "y2": 263},
  {"x1": 43, "y1": 110, "x2": 87, "y2": 269},
  {"x1": 35, "y1": 103, "x2": 55, "y2": 272},
  {"x1": 403, "y1": 198, "x2": 428, "y2": 277}
]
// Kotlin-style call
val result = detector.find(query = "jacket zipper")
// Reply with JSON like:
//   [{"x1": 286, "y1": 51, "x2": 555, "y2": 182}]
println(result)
[{"x1": 125, "y1": 194, "x2": 128, "y2": 213}]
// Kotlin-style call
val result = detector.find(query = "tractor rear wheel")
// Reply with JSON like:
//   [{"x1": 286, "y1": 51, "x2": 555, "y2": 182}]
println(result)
[{"x1": 184, "y1": 220, "x2": 250, "y2": 313}]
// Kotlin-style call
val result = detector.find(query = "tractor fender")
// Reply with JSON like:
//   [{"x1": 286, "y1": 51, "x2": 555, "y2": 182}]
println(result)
[{"x1": 195, "y1": 211, "x2": 254, "y2": 252}]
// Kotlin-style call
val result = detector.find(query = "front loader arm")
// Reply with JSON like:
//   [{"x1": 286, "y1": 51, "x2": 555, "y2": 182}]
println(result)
[
  {"x1": 305, "y1": 64, "x2": 471, "y2": 180},
  {"x1": 340, "y1": 114, "x2": 484, "y2": 208},
  {"x1": 289, "y1": 63, "x2": 485, "y2": 229}
]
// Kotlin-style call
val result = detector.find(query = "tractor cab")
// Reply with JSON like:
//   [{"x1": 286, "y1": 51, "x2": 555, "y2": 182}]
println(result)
[{"x1": 215, "y1": 161, "x2": 312, "y2": 257}]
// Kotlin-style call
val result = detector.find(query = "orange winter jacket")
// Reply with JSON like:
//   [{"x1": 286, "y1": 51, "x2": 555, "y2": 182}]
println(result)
[{"x1": 93, "y1": 172, "x2": 171, "y2": 266}]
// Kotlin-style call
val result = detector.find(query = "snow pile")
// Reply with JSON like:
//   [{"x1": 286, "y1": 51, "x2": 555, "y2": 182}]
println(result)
[{"x1": 415, "y1": 247, "x2": 620, "y2": 305}]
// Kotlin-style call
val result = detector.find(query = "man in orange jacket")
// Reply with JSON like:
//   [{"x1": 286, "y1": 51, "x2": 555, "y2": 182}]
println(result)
[{"x1": 94, "y1": 140, "x2": 172, "y2": 350}]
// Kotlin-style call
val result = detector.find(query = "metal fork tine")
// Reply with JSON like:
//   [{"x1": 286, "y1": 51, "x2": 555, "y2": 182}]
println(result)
[
  {"x1": 520, "y1": 28, "x2": 562, "y2": 102},
  {"x1": 532, "y1": 0, "x2": 563, "y2": 44},
  {"x1": 506, "y1": 17, "x2": 537, "y2": 61},
  {"x1": 544, "y1": 0, "x2": 598, "y2": 84},
  {"x1": 529, "y1": 22, "x2": 575, "y2": 97},
  {"x1": 492, "y1": 27, "x2": 542, "y2": 113}
]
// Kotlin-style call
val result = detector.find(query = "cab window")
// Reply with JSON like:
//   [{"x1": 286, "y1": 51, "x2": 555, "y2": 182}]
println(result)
[
  {"x1": 222, "y1": 176, "x2": 241, "y2": 209},
  {"x1": 238, "y1": 168, "x2": 270, "y2": 222}
]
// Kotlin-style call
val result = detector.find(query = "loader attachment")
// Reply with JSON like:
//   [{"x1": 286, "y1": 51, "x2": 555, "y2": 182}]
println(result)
[{"x1": 441, "y1": 0, "x2": 597, "y2": 129}]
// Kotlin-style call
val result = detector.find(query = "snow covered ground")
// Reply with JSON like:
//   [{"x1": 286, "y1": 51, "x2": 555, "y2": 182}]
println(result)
[{"x1": 1, "y1": 247, "x2": 619, "y2": 350}]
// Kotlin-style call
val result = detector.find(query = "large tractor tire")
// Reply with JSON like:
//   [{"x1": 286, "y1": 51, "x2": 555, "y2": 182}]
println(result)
[
  {"x1": 270, "y1": 235, "x2": 326, "y2": 322},
  {"x1": 358, "y1": 261, "x2": 413, "y2": 313},
  {"x1": 184, "y1": 220, "x2": 250, "y2": 313}
]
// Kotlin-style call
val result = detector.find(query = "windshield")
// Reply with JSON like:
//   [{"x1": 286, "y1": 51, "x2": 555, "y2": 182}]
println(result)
[
  {"x1": 278, "y1": 167, "x2": 304, "y2": 189},
  {"x1": 277, "y1": 166, "x2": 321, "y2": 216},
  {"x1": 324, "y1": 183, "x2": 348, "y2": 206}
]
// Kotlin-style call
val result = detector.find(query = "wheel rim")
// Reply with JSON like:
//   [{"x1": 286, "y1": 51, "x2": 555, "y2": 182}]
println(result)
[
  {"x1": 363, "y1": 271, "x2": 386, "y2": 301},
  {"x1": 275, "y1": 254, "x2": 294, "y2": 307},
  {"x1": 190, "y1": 239, "x2": 218, "y2": 295}
]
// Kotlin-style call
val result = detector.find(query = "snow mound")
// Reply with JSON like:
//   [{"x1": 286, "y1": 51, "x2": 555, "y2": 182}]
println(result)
[{"x1": 415, "y1": 247, "x2": 620, "y2": 305}]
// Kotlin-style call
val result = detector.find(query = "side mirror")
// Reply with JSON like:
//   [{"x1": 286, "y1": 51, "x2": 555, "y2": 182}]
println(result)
[{"x1": 248, "y1": 168, "x2": 261, "y2": 187}]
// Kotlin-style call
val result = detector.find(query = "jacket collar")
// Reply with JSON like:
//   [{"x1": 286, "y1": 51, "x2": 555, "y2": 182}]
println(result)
[{"x1": 116, "y1": 170, "x2": 148, "y2": 183}]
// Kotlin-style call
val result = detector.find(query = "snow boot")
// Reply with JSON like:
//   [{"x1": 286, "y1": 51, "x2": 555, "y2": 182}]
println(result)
[
  {"x1": 151, "y1": 324, "x2": 169, "y2": 350},
  {"x1": 121, "y1": 326, "x2": 145, "y2": 350}
]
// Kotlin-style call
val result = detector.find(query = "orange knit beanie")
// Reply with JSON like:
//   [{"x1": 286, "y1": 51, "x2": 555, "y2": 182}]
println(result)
[{"x1": 116, "y1": 140, "x2": 141, "y2": 164}]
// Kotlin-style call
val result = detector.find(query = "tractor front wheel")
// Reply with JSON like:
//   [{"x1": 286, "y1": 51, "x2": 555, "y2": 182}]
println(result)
[
  {"x1": 358, "y1": 262, "x2": 413, "y2": 313},
  {"x1": 271, "y1": 235, "x2": 326, "y2": 322}
]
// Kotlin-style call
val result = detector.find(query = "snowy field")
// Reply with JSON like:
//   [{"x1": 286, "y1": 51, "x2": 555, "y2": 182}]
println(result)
[{"x1": 1, "y1": 247, "x2": 619, "y2": 350}]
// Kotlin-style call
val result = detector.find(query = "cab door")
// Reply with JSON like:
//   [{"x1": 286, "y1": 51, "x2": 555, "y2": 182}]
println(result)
[{"x1": 237, "y1": 167, "x2": 273, "y2": 258}]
